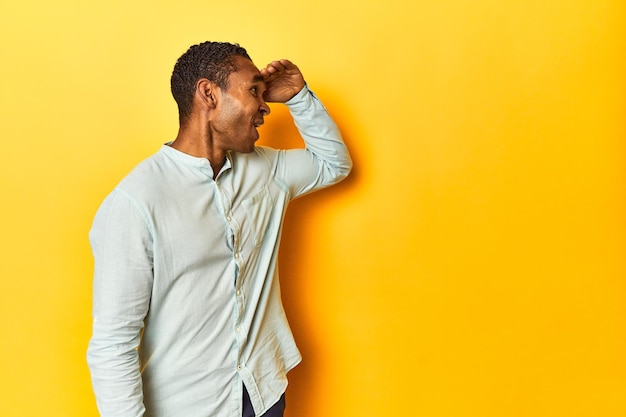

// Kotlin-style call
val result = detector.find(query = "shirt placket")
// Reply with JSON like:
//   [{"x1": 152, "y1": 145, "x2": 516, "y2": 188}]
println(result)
[{"x1": 214, "y1": 176, "x2": 247, "y2": 375}]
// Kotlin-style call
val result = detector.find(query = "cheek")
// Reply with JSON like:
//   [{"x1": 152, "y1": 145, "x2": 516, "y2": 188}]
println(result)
[
  {"x1": 223, "y1": 101, "x2": 248, "y2": 124},
  {"x1": 215, "y1": 105, "x2": 241, "y2": 132}
]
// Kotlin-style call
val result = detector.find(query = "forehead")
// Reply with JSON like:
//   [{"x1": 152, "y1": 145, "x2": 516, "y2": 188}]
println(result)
[{"x1": 229, "y1": 56, "x2": 263, "y2": 85}]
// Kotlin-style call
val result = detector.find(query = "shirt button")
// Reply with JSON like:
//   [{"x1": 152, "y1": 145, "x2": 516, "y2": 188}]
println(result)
[
  {"x1": 237, "y1": 365, "x2": 242, "y2": 370},
  {"x1": 234, "y1": 253, "x2": 239, "y2": 258},
  {"x1": 236, "y1": 327, "x2": 240, "y2": 333},
  {"x1": 236, "y1": 290, "x2": 241, "y2": 296}
]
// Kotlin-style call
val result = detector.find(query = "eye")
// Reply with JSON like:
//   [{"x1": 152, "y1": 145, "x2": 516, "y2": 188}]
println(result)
[{"x1": 250, "y1": 87, "x2": 258, "y2": 96}]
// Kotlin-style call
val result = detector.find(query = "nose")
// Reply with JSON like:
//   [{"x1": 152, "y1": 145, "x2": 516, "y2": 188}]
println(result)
[{"x1": 260, "y1": 100, "x2": 270, "y2": 116}]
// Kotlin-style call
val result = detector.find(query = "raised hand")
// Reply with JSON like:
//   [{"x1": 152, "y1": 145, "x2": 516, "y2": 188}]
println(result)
[{"x1": 260, "y1": 59, "x2": 305, "y2": 103}]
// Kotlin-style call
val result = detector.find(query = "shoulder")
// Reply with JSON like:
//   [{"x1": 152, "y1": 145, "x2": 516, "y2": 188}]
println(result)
[
  {"x1": 118, "y1": 152, "x2": 163, "y2": 185},
  {"x1": 232, "y1": 146, "x2": 280, "y2": 171},
  {"x1": 106, "y1": 148, "x2": 176, "y2": 205}
]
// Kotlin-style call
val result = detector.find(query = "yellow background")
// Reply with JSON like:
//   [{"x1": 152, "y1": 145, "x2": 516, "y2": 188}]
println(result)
[{"x1": 1, "y1": 0, "x2": 625, "y2": 416}]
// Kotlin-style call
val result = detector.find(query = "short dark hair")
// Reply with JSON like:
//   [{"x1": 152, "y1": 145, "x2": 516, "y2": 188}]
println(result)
[{"x1": 171, "y1": 41, "x2": 251, "y2": 123}]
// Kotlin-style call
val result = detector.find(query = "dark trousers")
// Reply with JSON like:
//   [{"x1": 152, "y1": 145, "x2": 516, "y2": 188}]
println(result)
[{"x1": 242, "y1": 385, "x2": 286, "y2": 417}]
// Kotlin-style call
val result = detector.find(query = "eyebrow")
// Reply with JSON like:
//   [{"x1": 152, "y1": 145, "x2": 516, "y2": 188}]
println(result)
[{"x1": 252, "y1": 74, "x2": 265, "y2": 84}]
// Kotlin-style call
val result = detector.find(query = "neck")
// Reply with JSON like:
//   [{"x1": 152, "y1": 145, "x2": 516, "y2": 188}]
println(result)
[{"x1": 170, "y1": 119, "x2": 225, "y2": 178}]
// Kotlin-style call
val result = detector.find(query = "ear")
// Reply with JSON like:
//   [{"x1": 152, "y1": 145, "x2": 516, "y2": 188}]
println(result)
[{"x1": 195, "y1": 78, "x2": 219, "y2": 110}]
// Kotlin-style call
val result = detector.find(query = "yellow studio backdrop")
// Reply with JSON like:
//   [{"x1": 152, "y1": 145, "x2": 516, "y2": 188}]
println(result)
[{"x1": 1, "y1": 0, "x2": 624, "y2": 416}]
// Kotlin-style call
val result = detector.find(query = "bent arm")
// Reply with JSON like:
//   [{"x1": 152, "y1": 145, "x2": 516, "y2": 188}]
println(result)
[
  {"x1": 276, "y1": 85, "x2": 352, "y2": 198},
  {"x1": 87, "y1": 189, "x2": 153, "y2": 417}
]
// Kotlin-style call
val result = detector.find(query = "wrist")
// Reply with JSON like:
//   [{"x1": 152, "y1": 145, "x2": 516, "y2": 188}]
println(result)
[{"x1": 285, "y1": 84, "x2": 308, "y2": 105}]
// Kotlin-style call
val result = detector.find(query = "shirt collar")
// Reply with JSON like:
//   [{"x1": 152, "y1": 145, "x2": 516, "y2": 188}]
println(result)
[{"x1": 161, "y1": 143, "x2": 233, "y2": 179}]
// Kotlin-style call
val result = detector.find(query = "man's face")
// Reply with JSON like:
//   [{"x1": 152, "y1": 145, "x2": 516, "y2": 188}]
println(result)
[{"x1": 212, "y1": 56, "x2": 271, "y2": 154}]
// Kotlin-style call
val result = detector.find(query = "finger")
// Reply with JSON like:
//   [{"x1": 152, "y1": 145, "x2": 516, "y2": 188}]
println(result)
[
  {"x1": 260, "y1": 64, "x2": 283, "y2": 83},
  {"x1": 278, "y1": 59, "x2": 297, "y2": 70},
  {"x1": 264, "y1": 60, "x2": 288, "y2": 73},
  {"x1": 260, "y1": 67, "x2": 276, "y2": 83}
]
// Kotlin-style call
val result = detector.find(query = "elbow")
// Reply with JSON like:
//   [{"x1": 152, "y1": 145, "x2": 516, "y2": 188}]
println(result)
[
  {"x1": 337, "y1": 152, "x2": 353, "y2": 182},
  {"x1": 339, "y1": 162, "x2": 352, "y2": 183},
  {"x1": 326, "y1": 155, "x2": 352, "y2": 185}
]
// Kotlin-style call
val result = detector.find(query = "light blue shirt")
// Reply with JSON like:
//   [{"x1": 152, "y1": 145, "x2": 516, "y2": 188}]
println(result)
[{"x1": 87, "y1": 86, "x2": 352, "y2": 417}]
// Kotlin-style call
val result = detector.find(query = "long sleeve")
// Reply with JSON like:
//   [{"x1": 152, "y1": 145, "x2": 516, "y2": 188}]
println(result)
[
  {"x1": 274, "y1": 85, "x2": 352, "y2": 198},
  {"x1": 87, "y1": 189, "x2": 154, "y2": 417}
]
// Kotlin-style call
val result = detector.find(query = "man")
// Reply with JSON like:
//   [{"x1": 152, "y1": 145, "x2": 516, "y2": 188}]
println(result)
[{"x1": 86, "y1": 41, "x2": 351, "y2": 417}]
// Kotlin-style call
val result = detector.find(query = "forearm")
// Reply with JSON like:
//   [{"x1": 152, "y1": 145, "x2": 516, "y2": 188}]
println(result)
[
  {"x1": 87, "y1": 320, "x2": 146, "y2": 417},
  {"x1": 285, "y1": 85, "x2": 352, "y2": 187}
]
